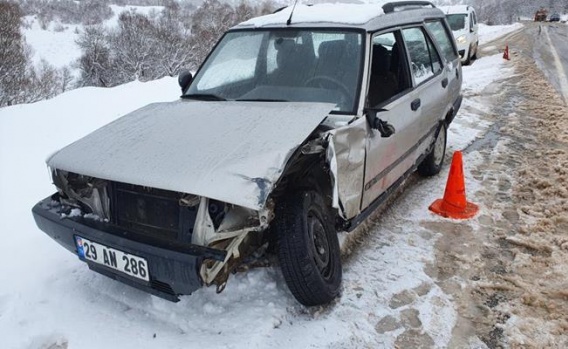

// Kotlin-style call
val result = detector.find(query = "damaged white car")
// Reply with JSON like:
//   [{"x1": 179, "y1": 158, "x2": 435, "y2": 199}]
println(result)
[{"x1": 33, "y1": 1, "x2": 462, "y2": 306}]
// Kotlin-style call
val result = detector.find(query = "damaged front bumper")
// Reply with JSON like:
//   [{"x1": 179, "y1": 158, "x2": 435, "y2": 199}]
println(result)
[{"x1": 32, "y1": 195, "x2": 227, "y2": 302}]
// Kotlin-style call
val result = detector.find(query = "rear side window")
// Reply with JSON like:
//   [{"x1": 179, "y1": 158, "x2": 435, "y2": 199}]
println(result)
[
  {"x1": 425, "y1": 20, "x2": 458, "y2": 62},
  {"x1": 401, "y1": 27, "x2": 442, "y2": 85}
]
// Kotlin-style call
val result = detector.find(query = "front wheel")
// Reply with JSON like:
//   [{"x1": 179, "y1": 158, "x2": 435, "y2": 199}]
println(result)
[
  {"x1": 418, "y1": 122, "x2": 447, "y2": 177},
  {"x1": 273, "y1": 190, "x2": 342, "y2": 306},
  {"x1": 464, "y1": 45, "x2": 472, "y2": 65},
  {"x1": 471, "y1": 41, "x2": 479, "y2": 60}
]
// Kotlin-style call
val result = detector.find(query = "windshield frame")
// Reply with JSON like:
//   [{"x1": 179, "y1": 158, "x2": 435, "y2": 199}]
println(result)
[{"x1": 184, "y1": 27, "x2": 367, "y2": 115}]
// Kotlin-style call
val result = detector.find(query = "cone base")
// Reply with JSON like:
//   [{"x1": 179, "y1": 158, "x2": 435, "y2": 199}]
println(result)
[{"x1": 429, "y1": 198, "x2": 479, "y2": 219}]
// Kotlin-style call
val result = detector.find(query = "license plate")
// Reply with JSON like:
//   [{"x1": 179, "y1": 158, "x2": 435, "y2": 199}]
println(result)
[{"x1": 75, "y1": 236, "x2": 149, "y2": 282}]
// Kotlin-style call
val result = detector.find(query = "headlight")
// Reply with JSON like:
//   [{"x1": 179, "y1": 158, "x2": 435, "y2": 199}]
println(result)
[{"x1": 456, "y1": 35, "x2": 467, "y2": 44}]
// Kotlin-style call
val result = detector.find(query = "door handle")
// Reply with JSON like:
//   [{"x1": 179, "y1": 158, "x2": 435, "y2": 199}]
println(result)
[
  {"x1": 411, "y1": 98, "x2": 421, "y2": 111},
  {"x1": 441, "y1": 78, "x2": 448, "y2": 88}
]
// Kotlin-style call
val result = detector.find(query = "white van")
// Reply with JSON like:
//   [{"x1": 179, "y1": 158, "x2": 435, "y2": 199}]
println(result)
[{"x1": 440, "y1": 5, "x2": 479, "y2": 65}]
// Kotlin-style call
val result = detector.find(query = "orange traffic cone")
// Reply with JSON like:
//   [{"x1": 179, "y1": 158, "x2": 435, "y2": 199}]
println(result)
[
  {"x1": 503, "y1": 45, "x2": 510, "y2": 60},
  {"x1": 429, "y1": 151, "x2": 479, "y2": 219}
]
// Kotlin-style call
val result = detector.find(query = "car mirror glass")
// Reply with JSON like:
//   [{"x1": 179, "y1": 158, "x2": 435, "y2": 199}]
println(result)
[{"x1": 178, "y1": 70, "x2": 193, "y2": 93}]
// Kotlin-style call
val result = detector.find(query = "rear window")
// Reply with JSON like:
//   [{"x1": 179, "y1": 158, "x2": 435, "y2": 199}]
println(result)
[
  {"x1": 401, "y1": 27, "x2": 442, "y2": 85},
  {"x1": 425, "y1": 20, "x2": 458, "y2": 62}
]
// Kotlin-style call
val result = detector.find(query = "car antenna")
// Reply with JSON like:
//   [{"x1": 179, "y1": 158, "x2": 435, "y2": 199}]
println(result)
[{"x1": 286, "y1": 0, "x2": 300, "y2": 25}]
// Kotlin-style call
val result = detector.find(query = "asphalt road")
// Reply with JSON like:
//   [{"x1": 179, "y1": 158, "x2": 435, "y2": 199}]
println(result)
[{"x1": 531, "y1": 22, "x2": 568, "y2": 104}]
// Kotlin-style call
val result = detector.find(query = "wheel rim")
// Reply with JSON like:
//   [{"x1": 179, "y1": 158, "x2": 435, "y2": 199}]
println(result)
[
  {"x1": 308, "y1": 210, "x2": 332, "y2": 280},
  {"x1": 433, "y1": 125, "x2": 446, "y2": 166}
]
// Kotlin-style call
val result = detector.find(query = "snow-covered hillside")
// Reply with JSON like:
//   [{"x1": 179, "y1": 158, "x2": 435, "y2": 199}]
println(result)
[
  {"x1": 0, "y1": 23, "x2": 522, "y2": 348},
  {"x1": 22, "y1": 5, "x2": 165, "y2": 70}
]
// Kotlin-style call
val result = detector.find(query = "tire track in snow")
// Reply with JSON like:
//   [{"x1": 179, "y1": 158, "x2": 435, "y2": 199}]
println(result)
[{"x1": 542, "y1": 26, "x2": 568, "y2": 105}]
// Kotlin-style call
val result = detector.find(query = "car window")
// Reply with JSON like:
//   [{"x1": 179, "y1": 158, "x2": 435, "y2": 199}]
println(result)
[
  {"x1": 197, "y1": 33, "x2": 263, "y2": 90},
  {"x1": 446, "y1": 14, "x2": 467, "y2": 31},
  {"x1": 469, "y1": 13, "x2": 474, "y2": 31},
  {"x1": 367, "y1": 31, "x2": 412, "y2": 107},
  {"x1": 401, "y1": 27, "x2": 442, "y2": 85},
  {"x1": 425, "y1": 20, "x2": 458, "y2": 62},
  {"x1": 188, "y1": 30, "x2": 364, "y2": 113},
  {"x1": 472, "y1": 11, "x2": 477, "y2": 25}
]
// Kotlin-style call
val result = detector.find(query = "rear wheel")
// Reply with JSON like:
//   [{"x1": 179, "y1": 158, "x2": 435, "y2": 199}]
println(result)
[
  {"x1": 273, "y1": 190, "x2": 341, "y2": 306},
  {"x1": 418, "y1": 122, "x2": 447, "y2": 177}
]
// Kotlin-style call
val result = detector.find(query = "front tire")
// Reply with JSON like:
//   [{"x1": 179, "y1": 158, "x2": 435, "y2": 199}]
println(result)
[
  {"x1": 273, "y1": 190, "x2": 342, "y2": 306},
  {"x1": 418, "y1": 122, "x2": 447, "y2": 177},
  {"x1": 464, "y1": 44, "x2": 472, "y2": 65},
  {"x1": 471, "y1": 41, "x2": 478, "y2": 60}
]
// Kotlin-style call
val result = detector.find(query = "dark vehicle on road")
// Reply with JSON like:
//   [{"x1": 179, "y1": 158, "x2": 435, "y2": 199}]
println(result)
[{"x1": 549, "y1": 13, "x2": 561, "y2": 22}]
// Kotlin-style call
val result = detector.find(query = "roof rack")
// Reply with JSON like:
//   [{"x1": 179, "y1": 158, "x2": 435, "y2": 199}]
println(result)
[{"x1": 382, "y1": 1, "x2": 435, "y2": 14}]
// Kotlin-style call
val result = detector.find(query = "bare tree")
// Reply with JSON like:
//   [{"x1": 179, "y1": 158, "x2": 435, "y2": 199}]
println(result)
[
  {"x1": 151, "y1": 10, "x2": 195, "y2": 77},
  {"x1": 110, "y1": 11, "x2": 156, "y2": 82},
  {"x1": 76, "y1": 26, "x2": 113, "y2": 87},
  {"x1": 59, "y1": 66, "x2": 73, "y2": 93},
  {"x1": 189, "y1": 0, "x2": 236, "y2": 69},
  {"x1": 0, "y1": 1, "x2": 30, "y2": 106},
  {"x1": 71, "y1": 0, "x2": 278, "y2": 88}
]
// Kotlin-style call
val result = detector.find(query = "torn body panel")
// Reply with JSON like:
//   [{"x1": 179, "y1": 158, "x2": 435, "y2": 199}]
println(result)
[
  {"x1": 192, "y1": 196, "x2": 270, "y2": 288},
  {"x1": 325, "y1": 117, "x2": 368, "y2": 220},
  {"x1": 48, "y1": 172, "x2": 274, "y2": 295}
]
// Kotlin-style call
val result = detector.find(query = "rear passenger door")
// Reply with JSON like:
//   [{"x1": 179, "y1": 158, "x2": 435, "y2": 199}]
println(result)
[
  {"x1": 425, "y1": 19, "x2": 462, "y2": 113},
  {"x1": 400, "y1": 26, "x2": 447, "y2": 163}
]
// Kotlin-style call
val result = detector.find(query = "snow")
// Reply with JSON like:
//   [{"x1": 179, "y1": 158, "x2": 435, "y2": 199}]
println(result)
[
  {"x1": 447, "y1": 54, "x2": 514, "y2": 153},
  {"x1": 22, "y1": 17, "x2": 82, "y2": 69},
  {"x1": 241, "y1": 4, "x2": 385, "y2": 27},
  {"x1": 478, "y1": 23, "x2": 524, "y2": 45},
  {"x1": 0, "y1": 23, "x2": 521, "y2": 349},
  {"x1": 21, "y1": 5, "x2": 164, "y2": 70}
]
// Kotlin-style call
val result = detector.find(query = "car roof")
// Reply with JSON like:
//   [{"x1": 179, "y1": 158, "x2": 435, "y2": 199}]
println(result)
[
  {"x1": 233, "y1": 2, "x2": 446, "y2": 32},
  {"x1": 438, "y1": 5, "x2": 472, "y2": 15}
]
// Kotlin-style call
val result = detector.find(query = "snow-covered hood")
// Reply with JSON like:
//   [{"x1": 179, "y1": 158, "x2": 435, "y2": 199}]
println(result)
[
  {"x1": 47, "y1": 100, "x2": 333, "y2": 210},
  {"x1": 452, "y1": 28, "x2": 468, "y2": 40}
]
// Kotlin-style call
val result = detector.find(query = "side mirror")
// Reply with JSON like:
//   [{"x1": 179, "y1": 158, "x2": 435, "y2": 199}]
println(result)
[
  {"x1": 365, "y1": 108, "x2": 395, "y2": 138},
  {"x1": 178, "y1": 70, "x2": 193, "y2": 93}
]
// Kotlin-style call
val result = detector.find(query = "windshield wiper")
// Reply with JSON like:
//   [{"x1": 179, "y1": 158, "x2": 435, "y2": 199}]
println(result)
[
  {"x1": 182, "y1": 93, "x2": 227, "y2": 101},
  {"x1": 236, "y1": 98, "x2": 289, "y2": 102}
]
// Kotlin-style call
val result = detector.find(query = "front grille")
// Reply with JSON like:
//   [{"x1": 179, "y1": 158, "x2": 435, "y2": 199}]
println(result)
[{"x1": 112, "y1": 183, "x2": 182, "y2": 240}]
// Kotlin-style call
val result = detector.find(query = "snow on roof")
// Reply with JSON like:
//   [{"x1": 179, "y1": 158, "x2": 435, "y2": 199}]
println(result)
[
  {"x1": 240, "y1": 4, "x2": 385, "y2": 27},
  {"x1": 438, "y1": 5, "x2": 471, "y2": 15}
]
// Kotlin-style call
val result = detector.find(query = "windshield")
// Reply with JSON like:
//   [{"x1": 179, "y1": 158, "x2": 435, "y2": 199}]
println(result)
[
  {"x1": 446, "y1": 14, "x2": 467, "y2": 31},
  {"x1": 185, "y1": 29, "x2": 364, "y2": 113}
]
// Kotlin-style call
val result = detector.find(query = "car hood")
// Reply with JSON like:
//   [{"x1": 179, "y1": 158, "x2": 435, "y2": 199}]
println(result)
[
  {"x1": 452, "y1": 29, "x2": 468, "y2": 39},
  {"x1": 47, "y1": 100, "x2": 334, "y2": 210}
]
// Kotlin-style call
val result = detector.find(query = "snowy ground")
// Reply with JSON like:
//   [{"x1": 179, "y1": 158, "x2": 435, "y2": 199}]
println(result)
[
  {"x1": 0, "y1": 25, "x2": 521, "y2": 349},
  {"x1": 22, "y1": 5, "x2": 164, "y2": 70},
  {"x1": 478, "y1": 23, "x2": 524, "y2": 45}
]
